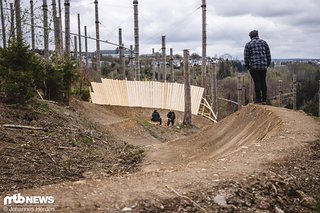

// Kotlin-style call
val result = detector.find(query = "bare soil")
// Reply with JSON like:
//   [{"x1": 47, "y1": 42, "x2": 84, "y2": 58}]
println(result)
[{"x1": 0, "y1": 100, "x2": 319, "y2": 213}]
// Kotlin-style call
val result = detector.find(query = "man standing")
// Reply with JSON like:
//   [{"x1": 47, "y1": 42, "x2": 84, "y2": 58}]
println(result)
[{"x1": 244, "y1": 30, "x2": 271, "y2": 104}]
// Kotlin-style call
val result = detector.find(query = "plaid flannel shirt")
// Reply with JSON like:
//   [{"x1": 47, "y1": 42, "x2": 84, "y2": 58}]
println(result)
[{"x1": 244, "y1": 37, "x2": 271, "y2": 71}]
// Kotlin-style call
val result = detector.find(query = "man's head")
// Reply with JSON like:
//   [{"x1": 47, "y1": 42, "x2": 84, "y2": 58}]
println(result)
[{"x1": 249, "y1": 30, "x2": 259, "y2": 39}]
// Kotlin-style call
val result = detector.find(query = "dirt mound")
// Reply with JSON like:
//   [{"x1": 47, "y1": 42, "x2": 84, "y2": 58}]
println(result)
[{"x1": 0, "y1": 101, "x2": 144, "y2": 193}]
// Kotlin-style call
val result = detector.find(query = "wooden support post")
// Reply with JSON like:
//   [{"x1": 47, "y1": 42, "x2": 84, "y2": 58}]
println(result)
[
  {"x1": 183, "y1": 49, "x2": 192, "y2": 125},
  {"x1": 237, "y1": 75, "x2": 242, "y2": 110},
  {"x1": 211, "y1": 62, "x2": 218, "y2": 118},
  {"x1": 278, "y1": 80, "x2": 283, "y2": 107}
]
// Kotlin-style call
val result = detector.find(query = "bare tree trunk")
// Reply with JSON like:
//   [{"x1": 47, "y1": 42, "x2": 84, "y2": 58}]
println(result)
[
  {"x1": 201, "y1": 0, "x2": 206, "y2": 88},
  {"x1": 119, "y1": 28, "x2": 125, "y2": 80},
  {"x1": 94, "y1": 0, "x2": 101, "y2": 78},
  {"x1": 0, "y1": 0, "x2": 6, "y2": 48},
  {"x1": 84, "y1": 26, "x2": 88, "y2": 71},
  {"x1": 64, "y1": 0, "x2": 70, "y2": 60},
  {"x1": 15, "y1": 0, "x2": 22, "y2": 44},
  {"x1": 318, "y1": 80, "x2": 320, "y2": 117},
  {"x1": 211, "y1": 62, "x2": 218, "y2": 117},
  {"x1": 9, "y1": 3, "x2": 15, "y2": 45},
  {"x1": 133, "y1": 0, "x2": 140, "y2": 80},
  {"x1": 170, "y1": 48, "x2": 174, "y2": 82},
  {"x1": 161, "y1": 35, "x2": 166, "y2": 81},
  {"x1": 152, "y1": 48, "x2": 155, "y2": 81},
  {"x1": 30, "y1": 0, "x2": 35, "y2": 50},
  {"x1": 278, "y1": 80, "x2": 283, "y2": 107},
  {"x1": 52, "y1": 0, "x2": 61, "y2": 58},
  {"x1": 58, "y1": 0, "x2": 63, "y2": 50},
  {"x1": 249, "y1": 75, "x2": 253, "y2": 103},
  {"x1": 77, "y1": 13, "x2": 82, "y2": 64},
  {"x1": 183, "y1": 49, "x2": 192, "y2": 126},
  {"x1": 43, "y1": 0, "x2": 49, "y2": 60},
  {"x1": 293, "y1": 71, "x2": 297, "y2": 110},
  {"x1": 130, "y1": 45, "x2": 134, "y2": 80},
  {"x1": 237, "y1": 75, "x2": 242, "y2": 110}
]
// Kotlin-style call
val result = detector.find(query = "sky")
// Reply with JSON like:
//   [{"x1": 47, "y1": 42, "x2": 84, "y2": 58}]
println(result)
[{"x1": 23, "y1": 0, "x2": 320, "y2": 59}]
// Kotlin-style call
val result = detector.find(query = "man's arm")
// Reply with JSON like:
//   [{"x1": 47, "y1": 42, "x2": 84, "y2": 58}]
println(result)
[
  {"x1": 244, "y1": 43, "x2": 250, "y2": 70},
  {"x1": 265, "y1": 42, "x2": 271, "y2": 67}
]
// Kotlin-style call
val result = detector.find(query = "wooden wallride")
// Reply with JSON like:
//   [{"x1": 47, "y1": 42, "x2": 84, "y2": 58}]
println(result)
[{"x1": 90, "y1": 79, "x2": 204, "y2": 115}]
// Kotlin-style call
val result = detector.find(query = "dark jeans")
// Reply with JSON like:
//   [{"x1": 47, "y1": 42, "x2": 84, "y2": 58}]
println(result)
[
  {"x1": 249, "y1": 69, "x2": 267, "y2": 102},
  {"x1": 167, "y1": 119, "x2": 174, "y2": 126}
]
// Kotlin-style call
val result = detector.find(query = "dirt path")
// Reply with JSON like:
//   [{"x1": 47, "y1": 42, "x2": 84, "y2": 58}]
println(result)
[{"x1": 2, "y1": 103, "x2": 319, "y2": 212}]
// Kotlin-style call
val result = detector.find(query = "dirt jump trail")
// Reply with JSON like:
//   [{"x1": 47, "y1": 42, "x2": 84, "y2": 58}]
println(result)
[{"x1": 4, "y1": 103, "x2": 320, "y2": 212}]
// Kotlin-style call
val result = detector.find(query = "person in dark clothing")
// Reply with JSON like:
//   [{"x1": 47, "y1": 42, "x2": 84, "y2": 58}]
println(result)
[
  {"x1": 151, "y1": 110, "x2": 162, "y2": 125},
  {"x1": 244, "y1": 30, "x2": 271, "y2": 104},
  {"x1": 167, "y1": 111, "x2": 176, "y2": 126}
]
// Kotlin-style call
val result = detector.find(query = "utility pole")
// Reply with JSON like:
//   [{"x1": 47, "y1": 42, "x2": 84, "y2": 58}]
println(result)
[
  {"x1": 133, "y1": 0, "x2": 140, "y2": 80},
  {"x1": 0, "y1": 0, "x2": 6, "y2": 48},
  {"x1": 94, "y1": 0, "x2": 101, "y2": 78},
  {"x1": 43, "y1": 0, "x2": 49, "y2": 60},
  {"x1": 15, "y1": 0, "x2": 22, "y2": 44},
  {"x1": 161, "y1": 35, "x2": 166, "y2": 81},
  {"x1": 30, "y1": 0, "x2": 35, "y2": 50},
  {"x1": 183, "y1": 49, "x2": 192, "y2": 125},
  {"x1": 201, "y1": 0, "x2": 207, "y2": 88},
  {"x1": 64, "y1": 0, "x2": 70, "y2": 59}
]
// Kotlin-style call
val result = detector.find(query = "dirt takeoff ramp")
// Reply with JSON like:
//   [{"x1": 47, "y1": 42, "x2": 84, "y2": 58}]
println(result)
[{"x1": 143, "y1": 104, "x2": 288, "y2": 171}]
